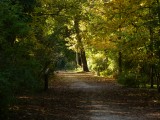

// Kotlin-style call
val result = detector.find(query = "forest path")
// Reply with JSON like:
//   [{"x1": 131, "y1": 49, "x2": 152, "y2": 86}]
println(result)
[
  {"x1": 11, "y1": 71, "x2": 160, "y2": 120},
  {"x1": 49, "y1": 71, "x2": 160, "y2": 120}
]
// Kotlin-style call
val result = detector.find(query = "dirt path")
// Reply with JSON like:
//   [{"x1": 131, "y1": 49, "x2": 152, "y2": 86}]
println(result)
[{"x1": 10, "y1": 71, "x2": 160, "y2": 120}]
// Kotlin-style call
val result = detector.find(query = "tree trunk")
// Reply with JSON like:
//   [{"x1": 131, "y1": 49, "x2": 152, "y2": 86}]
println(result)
[
  {"x1": 44, "y1": 74, "x2": 48, "y2": 91},
  {"x1": 148, "y1": 1, "x2": 155, "y2": 88},
  {"x1": 74, "y1": 16, "x2": 89, "y2": 72},
  {"x1": 118, "y1": 51, "x2": 122, "y2": 75},
  {"x1": 156, "y1": 0, "x2": 160, "y2": 92},
  {"x1": 157, "y1": 0, "x2": 160, "y2": 24},
  {"x1": 149, "y1": 38, "x2": 154, "y2": 88},
  {"x1": 150, "y1": 66, "x2": 154, "y2": 88},
  {"x1": 44, "y1": 68, "x2": 50, "y2": 91},
  {"x1": 76, "y1": 52, "x2": 82, "y2": 67},
  {"x1": 149, "y1": 27, "x2": 154, "y2": 88},
  {"x1": 81, "y1": 50, "x2": 89, "y2": 72}
]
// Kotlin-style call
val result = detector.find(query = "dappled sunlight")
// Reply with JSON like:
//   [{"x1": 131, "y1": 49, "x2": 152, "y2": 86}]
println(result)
[
  {"x1": 18, "y1": 96, "x2": 33, "y2": 99},
  {"x1": 55, "y1": 71, "x2": 95, "y2": 78},
  {"x1": 146, "y1": 112, "x2": 160, "y2": 119}
]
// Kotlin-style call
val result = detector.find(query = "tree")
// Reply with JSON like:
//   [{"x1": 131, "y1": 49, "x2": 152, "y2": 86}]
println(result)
[
  {"x1": 84, "y1": 0, "x2": 160, "y2": 87},
  {"x1": 0, "y1": 0, "x2": 40, "y2": 117},
  {"x1": 74, "y1": 15, "x2": 89, "y2": 72},
  {"x1": 42, "y1": 0, "x2": 90, "y2": 71}
]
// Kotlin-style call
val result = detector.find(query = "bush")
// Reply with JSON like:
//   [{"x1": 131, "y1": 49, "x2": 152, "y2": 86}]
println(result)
[
  {"x1": 138, "y1": 74, "x2": 148, "y2": 88},
  {"x1": 0, "y1": 59, "x2": 43, "y2": 119},
  {"x1": 117, "y1": 72, "x2": 139, "y2": 87},
  {"x1": 0, "y1": 72, "x2": 13, "y2": 119},
  {"x1": 100, "y1": 69, "x2": 114, "y2": 77},
  {"x1": 65, "y1": 62, "x2": 77, "y2": 70}
]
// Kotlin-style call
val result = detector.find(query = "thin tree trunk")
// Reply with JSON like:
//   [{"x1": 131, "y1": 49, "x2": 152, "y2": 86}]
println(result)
[
  {"x1": 157, "y1": 0, "x2": 160, "y2": 92},
  {"x1": 118, "y1": 51, "x2": 122, "y2": 74},
  {"x1": 157, "y1": 0, "x2": 160, "y2": 23},
  {"x1": 149, "y1": 27, "x2": 154, "y2": 88},
  {"x1": 44, "y1": 73, "x2": 49, "y2": 91},
  {"x1": 150, "y1": 66, "x2": 154, "y2": 88},
  {"x1": 156, "y1": 0, "x2": 160, "y2": 59},
  {"x1": 148, "y1": 1, "x2": 155, "y2": 88},
  {"x1": 118, "y1": 1, "x2": 122, "y2": 75}
]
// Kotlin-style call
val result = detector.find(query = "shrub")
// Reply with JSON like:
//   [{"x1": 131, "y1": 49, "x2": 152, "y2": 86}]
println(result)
[
  {"x1": 0, "y1": 59, "x2": 43, "y2": 119},
  {"x1": 117, "y1": 72, "x2": 139, "y2": 87},
  {"x1": 0, "y1": 72, "x2": 13, "y2": 119},
  {"x1": 100, "y1": 69, "x2": 114, "y2": 77},
  {"x1": 138, "y1": 74, "x2": 148, "y2": 88}
]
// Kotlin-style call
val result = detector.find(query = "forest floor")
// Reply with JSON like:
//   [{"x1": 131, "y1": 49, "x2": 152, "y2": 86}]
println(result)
[{"x1": 9, "y1": 71, "x2": 160, "y2": 120}]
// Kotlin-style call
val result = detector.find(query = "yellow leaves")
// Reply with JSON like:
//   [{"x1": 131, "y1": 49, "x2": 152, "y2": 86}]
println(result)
[{"x1": 88, "y1": 37, "x2": 116, "y2": 50}]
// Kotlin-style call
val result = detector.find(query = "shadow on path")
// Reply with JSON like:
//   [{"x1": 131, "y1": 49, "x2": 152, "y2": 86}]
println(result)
[{"x1": 10, "y1": 71, "x2": 160, "y2": 120}]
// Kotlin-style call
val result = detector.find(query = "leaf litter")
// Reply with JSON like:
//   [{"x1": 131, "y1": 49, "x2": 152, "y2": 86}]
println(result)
[{"x1": 9, "y1": 71, "x2": 160, "y2": 120}]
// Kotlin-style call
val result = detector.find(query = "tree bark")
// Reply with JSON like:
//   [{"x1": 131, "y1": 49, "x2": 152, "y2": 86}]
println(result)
[
  {"x1": 44, "y1": 68, "x2": 50, "y2": 91},
  {"x1": 76, "y1": 52, "x2": 82, "y2": 67},
  {"x1": 118, "y1": 51, "x2": 122, "y2": 74},
  {"x1": 157, "y1": 0, "x2": 160, "y2": 23},
  {"x1": 81, "y1": 50, "x2": 89, "y2": 72},
  {"x1": 44, "y1": 74, "x2": 48, "y2": 91},
  {"x1": 149, "y1": 26, "x2": 154, "y2": 88},
  {"x1": 150, "y1": 66, "x2": 154, "y2": 88}
]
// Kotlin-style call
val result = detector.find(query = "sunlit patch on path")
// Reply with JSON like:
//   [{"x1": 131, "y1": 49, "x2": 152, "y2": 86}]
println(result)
[{"x1": 70, "y1": 81, "x2": 101, "y2": 90}]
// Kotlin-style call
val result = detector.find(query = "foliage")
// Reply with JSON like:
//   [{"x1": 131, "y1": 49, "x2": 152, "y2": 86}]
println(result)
[
  {"x1": 85, "y1": 0, "x2": 160, "y2": 88},
  {"x1": 0, "y1": 0, "x2": 56, "y2": 117},
  {"x1": 117, "y1": 72, "x2": 139, "y2": 87}
]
